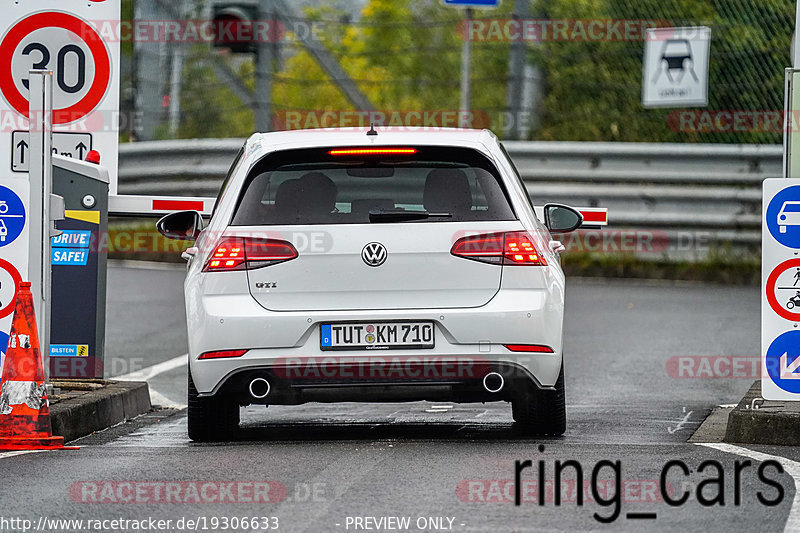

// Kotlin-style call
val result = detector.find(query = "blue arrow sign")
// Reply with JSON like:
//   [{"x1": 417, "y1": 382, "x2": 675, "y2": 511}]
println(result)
[{"x1": 766, "y1": 330, "x2": 800, "y2": 394}]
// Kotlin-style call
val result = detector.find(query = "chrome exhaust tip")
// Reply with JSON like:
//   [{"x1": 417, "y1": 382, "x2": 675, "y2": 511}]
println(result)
[
  {"x1": 483, "y1": 372, "x2": 504, "y2": 393},
  {"x1": 249, "y1": 378, "x2": 271, "y2": 399}
]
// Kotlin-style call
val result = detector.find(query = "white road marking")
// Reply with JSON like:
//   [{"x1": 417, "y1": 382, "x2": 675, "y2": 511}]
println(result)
[
  {"x1": 698, "y1": 443, "x2": 800, "y2": 532},
  {"x1": 149, "y1": 389, "x2": 187, "y2": 410},
  {"x1": 0, "y1": 450, "x2": 46, "y2": 460},
  {"x1": 113, "y1": 354, "x2": 188, "y2": 408},
  {"x1": 113, "y1": 354, "x2": 187, "y2": 381},
  {"x1": 425, "y1": 404, "x2": 453, "y2": 413}
]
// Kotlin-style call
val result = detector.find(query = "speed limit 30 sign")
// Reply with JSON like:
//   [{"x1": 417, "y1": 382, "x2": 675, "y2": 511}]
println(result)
[{"x1": 0, "y1": 12, "x2": 111, "y2": 123}]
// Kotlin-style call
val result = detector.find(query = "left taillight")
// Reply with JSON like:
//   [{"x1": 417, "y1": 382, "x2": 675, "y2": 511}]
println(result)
[
  {"x1": 203, "y1": 236, "x2": 298, "y2": 272},
  {"x1": 451, "y1": 231, "x2": 547, "y2": 266}
]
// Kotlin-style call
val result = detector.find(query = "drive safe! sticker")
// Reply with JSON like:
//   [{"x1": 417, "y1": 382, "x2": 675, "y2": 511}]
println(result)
[{"x1": 51, "y1": 230, "x2": 91, "y2": 266}]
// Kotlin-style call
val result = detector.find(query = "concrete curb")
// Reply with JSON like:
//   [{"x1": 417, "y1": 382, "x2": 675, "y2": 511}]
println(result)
[
  {"x1": 724, "y1": 380, "x2": 800, "y2": 446},
  {"x1": 50, "y1": 381, "x2": 152, "y2": 443}
]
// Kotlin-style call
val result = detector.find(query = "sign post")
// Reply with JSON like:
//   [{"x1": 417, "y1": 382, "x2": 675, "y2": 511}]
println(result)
[
  {"x1": 442, "y1": 0, "x2": 500, "y2": 112},
  {"x1": 27, "y1": 70, "x2": 55, "y2": 375}
]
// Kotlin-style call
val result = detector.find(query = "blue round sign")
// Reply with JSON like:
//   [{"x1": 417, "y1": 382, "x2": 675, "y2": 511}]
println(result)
[
  {"x1": 766, "y1": 185, "x2": 800, "y2": 248},
  {"x1": 0, "y1": 186, "x2": 25, "y2": 247},
  {"x1": 766, "y1": 330, "x2": 800, "y2": 393}
]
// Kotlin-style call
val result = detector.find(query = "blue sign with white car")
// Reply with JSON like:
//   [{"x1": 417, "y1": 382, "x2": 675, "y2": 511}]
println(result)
[
  {"x1": 766, "y1": 185, "x2": 800, "y2": 248},
  {"x1": 0, "y1": 186, "x2": 26, "y2": 248}
]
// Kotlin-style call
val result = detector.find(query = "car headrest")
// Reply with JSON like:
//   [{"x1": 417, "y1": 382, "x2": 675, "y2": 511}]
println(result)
[
  {"x1": 274, "y1": 178, "x2": 302, "y2": 220},
  {"x1": 299, "y1": 172, "x2": 338, "y2": 217},
  {"x1": 423, "y1": 168, "x2": 472, "y2": 215}
]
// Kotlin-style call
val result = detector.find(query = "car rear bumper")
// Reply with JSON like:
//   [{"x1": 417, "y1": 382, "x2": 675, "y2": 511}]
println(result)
[
  {"x1": 196, "y1": 358, "x2": 554, "y2": 405},
  {"x1": 187, "y1": 287, "x2": 564, "y2": 395}
]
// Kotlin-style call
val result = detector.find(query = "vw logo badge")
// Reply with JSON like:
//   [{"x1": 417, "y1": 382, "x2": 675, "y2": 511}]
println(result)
[{"x1": 362, "y1": 242, "x2": 387, "y2": 267}]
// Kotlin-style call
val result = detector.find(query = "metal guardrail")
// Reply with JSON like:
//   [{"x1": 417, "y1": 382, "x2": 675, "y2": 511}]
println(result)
[{"x1": 119, "y1": 139, "x2": 781, "y2": 253}]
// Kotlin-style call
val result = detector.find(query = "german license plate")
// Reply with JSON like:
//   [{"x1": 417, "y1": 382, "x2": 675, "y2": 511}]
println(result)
[{"x1": 320, "y1": 321, "x2": 435, "y2": 350}]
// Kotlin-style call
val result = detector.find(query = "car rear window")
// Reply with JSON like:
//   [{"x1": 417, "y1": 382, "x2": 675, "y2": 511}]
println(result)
[{"x1": 230, "y1": 146, "x2": 516, "y2": 225}]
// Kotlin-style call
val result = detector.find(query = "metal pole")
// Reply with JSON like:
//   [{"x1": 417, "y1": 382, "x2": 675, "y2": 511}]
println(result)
[
  {"x1": 460, "y1": 7, "x2": 473, "y2": 113},
  {"x1": 254, "y1": 0, "x2": 273, "y2": 132},
  {"x1": 133, "y1": 0, "x2": 164, "y2": 141},
  {"x1": 27, "y1": 70, "x2": 53, "y2": 378},
  {"x1": 506, "y1": 0, "x2": 528, "y2": 140},
  {"x1": 168, "y1": 45, "x2": 184, "y2": 137},
  {"x1": 795, "y1": 0, "x2": 800, "y2": 68}
]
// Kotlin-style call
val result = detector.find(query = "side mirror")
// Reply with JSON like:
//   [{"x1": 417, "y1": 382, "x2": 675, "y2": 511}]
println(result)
[
  {"x1": 544, "y1": 204, "x2": 583, "y2": 233},
  {"x1": 156, "y1": 211, "x2": 204, "y2": 241}
]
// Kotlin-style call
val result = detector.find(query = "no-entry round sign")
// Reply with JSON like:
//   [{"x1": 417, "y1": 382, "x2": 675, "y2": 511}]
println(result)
[
  {"x1": 0, "y1": 11, "x2": 111, "y2": 124},
  {"x1": 766, "y1": 258, "x2": 800, "y2": 322},
  {"x1": 0, "y1": 258, "x2": 22, "y2": 319}
]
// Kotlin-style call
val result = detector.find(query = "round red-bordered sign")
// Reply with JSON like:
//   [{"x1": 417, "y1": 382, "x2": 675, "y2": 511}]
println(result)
[
  {"x1": 766, "y1": 258, "x2": 800, "y2": 322},
  {"x1": 0, "y1": 258, "x2": 22, "y2": 319},
  {"x1": 0, "y1": 12, "x2": 111, "y2": 124}
]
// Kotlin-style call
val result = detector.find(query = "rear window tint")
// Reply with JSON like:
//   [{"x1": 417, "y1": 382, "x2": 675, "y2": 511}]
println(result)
[{"x1": 230, "y1": 146, "x2": 516, "y2": 225}]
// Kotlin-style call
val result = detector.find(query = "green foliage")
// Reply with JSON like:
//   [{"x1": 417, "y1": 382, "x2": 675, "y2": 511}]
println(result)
[
  {"x1": 533, "y1": 0, "x2": 793, "y2": 142},
  {"x1": 167, "y1": 0, "x2": 793, "y2": 143},
  {"x1": 175, "y1": 49, "x2": 255, "y2": 139}
]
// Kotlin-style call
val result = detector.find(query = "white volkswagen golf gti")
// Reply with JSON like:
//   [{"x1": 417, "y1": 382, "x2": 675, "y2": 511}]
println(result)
[{"x1": 157, "y1": 127, "x2": 585, "y2": 441}]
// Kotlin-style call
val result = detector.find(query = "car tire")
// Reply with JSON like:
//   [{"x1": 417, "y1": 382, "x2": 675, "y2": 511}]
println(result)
[
  {"x1": 187, "y1": 370, "x2": 240, "y2": 442},
  {"x1": 512, "y1": 363, "x2": 566, "y2": 436}
]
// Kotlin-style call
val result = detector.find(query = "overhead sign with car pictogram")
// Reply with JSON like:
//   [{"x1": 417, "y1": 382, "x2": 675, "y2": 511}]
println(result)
[{"x1": 762, "y1": 179, "x2": 800, "y2": 400}]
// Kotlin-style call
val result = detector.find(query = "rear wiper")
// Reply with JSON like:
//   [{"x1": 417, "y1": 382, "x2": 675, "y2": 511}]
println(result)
[{"x1": 368, "y1": 209, "x2": 452, "y2": 223}]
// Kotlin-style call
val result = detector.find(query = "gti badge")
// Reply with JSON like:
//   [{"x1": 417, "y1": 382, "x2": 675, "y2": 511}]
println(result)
[{"x1": 362, "y1": 242, "x2": 387, "y2": 267}]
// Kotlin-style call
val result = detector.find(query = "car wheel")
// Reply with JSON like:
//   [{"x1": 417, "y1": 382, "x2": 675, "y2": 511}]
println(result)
[
  {"x1": 187, "y1": 370, "x2": 240, "y2": 442},
  {"x1": 512, "y1": 363, "x2": 566, "y2": 436}
]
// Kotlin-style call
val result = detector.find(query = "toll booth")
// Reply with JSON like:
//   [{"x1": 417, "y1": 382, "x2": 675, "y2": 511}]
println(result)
[{"x1": 49, "y1": 155, "x2": 109, "y2": 379}]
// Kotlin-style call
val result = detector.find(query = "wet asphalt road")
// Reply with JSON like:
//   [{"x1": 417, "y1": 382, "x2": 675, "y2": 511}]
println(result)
[{"x1": 2, "y1": 263, "x2": 799, "y2": 533}]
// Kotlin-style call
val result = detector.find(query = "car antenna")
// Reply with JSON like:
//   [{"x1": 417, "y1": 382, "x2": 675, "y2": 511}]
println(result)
[{"x1": 367, "y1": 123, "x2": 378, "y2": 136}]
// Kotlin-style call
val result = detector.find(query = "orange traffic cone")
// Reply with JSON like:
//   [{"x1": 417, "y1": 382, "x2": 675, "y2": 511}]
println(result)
[{"x1": 0, "y1": 282, "x2": 66, "y2": 450}]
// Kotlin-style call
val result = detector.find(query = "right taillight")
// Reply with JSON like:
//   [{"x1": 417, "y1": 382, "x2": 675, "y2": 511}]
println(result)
[
  {"x1": 203, "y1": 236, "x2": 298, "y2": 272},
  {"x1": 451, "y1": 231, "x2": 547, "y2": 266}
]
